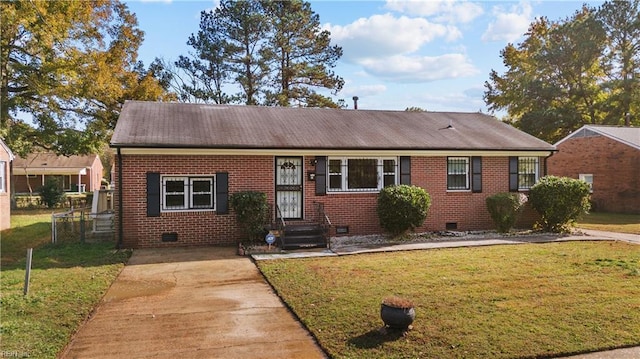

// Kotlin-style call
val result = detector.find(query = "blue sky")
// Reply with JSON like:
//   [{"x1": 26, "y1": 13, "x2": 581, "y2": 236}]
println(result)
[{"x1": 125, "y1": 0, "x2": 602, "y2": 113}]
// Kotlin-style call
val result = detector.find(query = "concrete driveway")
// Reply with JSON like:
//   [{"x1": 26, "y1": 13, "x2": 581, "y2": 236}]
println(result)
[{"x1": 60, "y1": 247, "x2": 326, "y2": 359}]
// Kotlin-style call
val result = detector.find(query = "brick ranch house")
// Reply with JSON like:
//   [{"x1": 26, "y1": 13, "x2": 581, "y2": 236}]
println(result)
[
  {"x1": 111, "y1": 101, "x2": 556, "y2": 249},
  {"x1": 548, "y1": 125, "x2": 640, "y2": 214},
  {"x1": 12, "y1": 152, "x2": 104, "y2": 194},
  {"x1": 0, "y1": 138, "x2": 15, "y2": 230}
]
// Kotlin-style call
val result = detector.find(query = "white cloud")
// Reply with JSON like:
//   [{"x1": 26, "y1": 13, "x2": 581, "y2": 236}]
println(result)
[
  {"x1": 359, "y1": 54, "x2": 479, "y2": 83},
  {"x1": 384, "y1": 0, "x2": 484, "y2": 23},
  {"x1": 482, "y1": 1, "x2": 533, "y2": 42},
  {"x1": 326, "y1": 14, "x2": 460, "y2": 61},
  {"x1": 344, "y1": 84, "x2": 388, "y2": 97},
  {"x1": 413, "y1": 90, "x2": 487, "y2": 112}
]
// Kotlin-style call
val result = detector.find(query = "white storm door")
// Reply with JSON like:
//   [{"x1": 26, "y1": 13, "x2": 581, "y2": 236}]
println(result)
[{"x1": 275, "y1": 157, "x2": 303, "y2": 220}]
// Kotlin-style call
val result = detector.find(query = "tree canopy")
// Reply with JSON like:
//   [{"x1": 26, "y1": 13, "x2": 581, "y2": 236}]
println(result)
[
  {"x1": 168, "y1": 0, "x2": 344, "y2": 107},
  {"x1": 484, "y1": 0, "x2": 639, "y2": 143},
  {"x1": 1, "y1": 0, "x2": 171, "y2": 156}
]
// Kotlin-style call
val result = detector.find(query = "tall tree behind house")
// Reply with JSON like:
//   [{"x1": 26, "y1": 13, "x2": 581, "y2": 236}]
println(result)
[
  {"x1": 484, "y1": 0, "x2": 639, "y2": 143},
  {"x1": 174, "y1": 0, "x2": 344, "y2": 108},
  {"x1": 1, "y1": 0, "x2": 171, "y2": 156}
]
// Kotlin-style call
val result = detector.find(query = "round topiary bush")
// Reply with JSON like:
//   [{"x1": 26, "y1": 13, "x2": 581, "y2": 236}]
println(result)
[
  {"x1": 486, "y1": 192, "x2": 527, "y2": 233},
  {"x1": 377, "y1": 185, "x2": 431, "y2": 237},
  {"x1": 528, "y1": 176, "x2": 591, "y2": 233}
]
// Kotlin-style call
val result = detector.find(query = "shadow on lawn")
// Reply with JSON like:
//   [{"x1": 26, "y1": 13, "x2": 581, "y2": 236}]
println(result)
[{"x1": 348, "y1": 327, "x2": 407, "y2": 349}]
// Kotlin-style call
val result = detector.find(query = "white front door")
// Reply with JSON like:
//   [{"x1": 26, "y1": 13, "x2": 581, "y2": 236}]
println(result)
[{"x1": 275, "y1": 157, "x2": 303, "y2": 220}]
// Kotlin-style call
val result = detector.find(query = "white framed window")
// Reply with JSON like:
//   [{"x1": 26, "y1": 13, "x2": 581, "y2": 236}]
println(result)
[
  {"x1": 447, "y1": 157, "x2": 469, "y2": 191},
  {"x1": 162, "y1": 176, "x2": 215, "y2": 211},
  {"x1": 0, "y1": 161, "x2": 5, "y2": 193},
  {"x1": 579, "y1": 174, "x2": 593, "y2": 193},
  {"x1": 518, "y1": 157, "x2": 539, "y2": 190},
  {"x1": 328, "y1": 157, "x2": 397, "y2": 192}
]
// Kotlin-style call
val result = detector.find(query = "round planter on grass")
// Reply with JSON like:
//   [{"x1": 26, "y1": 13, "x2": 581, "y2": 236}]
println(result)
[{"x1": 380, "y1": 303, "x2": 416, "y2": 329}]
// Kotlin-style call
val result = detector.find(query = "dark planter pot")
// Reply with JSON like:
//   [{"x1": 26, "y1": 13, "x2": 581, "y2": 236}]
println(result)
[{"x1": 380, "y1": 303, "x2": 416, "y2": 329}]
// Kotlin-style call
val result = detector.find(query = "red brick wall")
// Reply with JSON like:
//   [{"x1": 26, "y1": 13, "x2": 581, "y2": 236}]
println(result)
[
  {"x1": 547, "y1": 135, "x2": 640, "y2": 214},
  {"x1": 115, "y1": 155, "x2": 274, "y2": 248},
  {"x1": 309, "y1": 156, "x2": 540, "y2": 235},
  {"x1": 115, "y1": 154, "x2": 544, "y2": 248}
]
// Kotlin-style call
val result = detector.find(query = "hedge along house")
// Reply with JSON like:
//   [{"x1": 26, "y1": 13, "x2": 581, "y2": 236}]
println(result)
[
  {"x1": 111, "y1": 100, "x2": 556, "y2": 249},
  {"x1": 0, "y1": 138, "x2": 15, "y2": 230},
  {"x1": 547, "y1": 125, "x2": 640, "y2": 214}
]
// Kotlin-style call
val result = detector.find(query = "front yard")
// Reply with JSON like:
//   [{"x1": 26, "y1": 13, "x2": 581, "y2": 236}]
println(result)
[
  {"x1": 0, "y1": 210, "x2": 131, "y2": 358},
  {"x1": 1, "y1": 210, "x2": 637, "y2": 358},
  {"x1": 257, "y1": 241, "x2": 640, "y2": 359}
]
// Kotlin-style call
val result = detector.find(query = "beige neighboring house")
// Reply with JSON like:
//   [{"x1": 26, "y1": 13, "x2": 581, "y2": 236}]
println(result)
[
  {"x1": 12, "y1": 153, "x2": 104, "y2": 194},
  {"x1": 0, "y1": 139, "x2": 15, "y2": 230}
]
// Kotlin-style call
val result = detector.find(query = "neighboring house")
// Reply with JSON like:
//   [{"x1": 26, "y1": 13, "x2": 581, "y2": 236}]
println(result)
[
  {"x1": 0, "y1": 138, "x2": 15, "y2": 230},
  {"x1": 111, "y1": 101, "x2": 556, "y2": 249},
  {"x1": 12, "y1": 153, "x2": 104, "y2": 194},
  {"x1": 548, "y1": 125, "x2": 640, "y2": 214}
]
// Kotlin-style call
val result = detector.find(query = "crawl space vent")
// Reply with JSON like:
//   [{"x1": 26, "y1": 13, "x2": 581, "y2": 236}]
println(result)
[{"x1": 161, "y1": 232, "x2": 178, "y2": 242}]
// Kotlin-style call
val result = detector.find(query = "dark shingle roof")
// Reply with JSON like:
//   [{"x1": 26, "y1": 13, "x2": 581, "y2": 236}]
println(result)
[{"x1": 111, "y1": 101, "x2": 555, "y2": 151}]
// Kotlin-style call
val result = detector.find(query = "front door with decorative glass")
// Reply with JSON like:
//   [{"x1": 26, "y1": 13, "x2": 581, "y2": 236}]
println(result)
[{"x1": 275, "y1": 157, "x2": 303, "y2": 219}]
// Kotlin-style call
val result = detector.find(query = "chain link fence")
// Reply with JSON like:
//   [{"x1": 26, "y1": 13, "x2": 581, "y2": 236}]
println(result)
[{"x1": 51, "y1": 208, "x2": 114, "y2": 244}]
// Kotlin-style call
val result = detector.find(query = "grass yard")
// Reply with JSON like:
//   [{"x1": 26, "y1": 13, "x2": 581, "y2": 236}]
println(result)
[
  {"x1": 257, "y1": 242, "x2": 640, "y2": 359},
  {"x1": 578, "y1": 212, "x2": 640, "y2": 234},
  {"x1": 1, "y1": 210, "x2": 131, "y2": 358}
]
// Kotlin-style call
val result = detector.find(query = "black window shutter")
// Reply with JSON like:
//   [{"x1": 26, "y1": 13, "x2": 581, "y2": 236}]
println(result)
[
  {"x1": 216, "y1": 172, "x2": 229, "y2": 214},
  {"x1": 146, "y1": 172, "x2": 160, "y2": 217},
  {"x1": 472, "y1": 156, "x2": 482, "y2": 193},
  {"x1": 400, "y1": 156, "x2": 411, "y2": 185},
  {"x1": 315, "y1": 156, "x2": 327, "y2": 196},
  {"x1": 509, "y1": 157, "x2": 518, "y2": 192}
]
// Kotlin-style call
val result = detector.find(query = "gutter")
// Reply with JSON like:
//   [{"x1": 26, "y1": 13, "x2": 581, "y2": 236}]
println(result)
[
  {"x1": 115, "y1": 146, "x2": 557, "y2": 158},
  {"x1": 110, "y1": 142, "x2": 557, "y2": 152},
  {"x1": 544, "y1": 150, "x2": 555, "y2": 176},
  {"x1": 116, "y1": 147, "x2": 123, "y2": 249}
]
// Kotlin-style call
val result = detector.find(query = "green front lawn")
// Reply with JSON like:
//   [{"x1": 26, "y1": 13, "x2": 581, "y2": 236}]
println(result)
[
  {"x1": 577, "y1": 212, "x2": 640, "y2": 234},
  {"x1": 258, "y1": 242, "x2": 640, "y2": 359},
  {"x1": 1, "y1": 210, "x2": 131, "y2": 358}
]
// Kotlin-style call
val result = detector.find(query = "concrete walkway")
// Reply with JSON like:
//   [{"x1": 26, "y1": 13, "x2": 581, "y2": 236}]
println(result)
[
  {"x1": 252, "y1": 229, "x2": 639, "y2": 260},
  {"x1": 61, "y1": 247, "x2": 326, "y2": 359}
]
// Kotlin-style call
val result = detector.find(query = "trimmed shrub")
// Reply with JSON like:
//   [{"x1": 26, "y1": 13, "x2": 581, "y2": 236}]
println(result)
[
  {"x1": 39, "y1": 178, "x2": 66, "y2": 209},
  {"x1": 528, "y1": 176, "x2": 591, "y2": 233},
  {"x1": 377, "y1": 185, "x2": 431, "y2": 237},
  {"x1": 486, "y1": 192, "x2": 527, "y2": 233},
  {"x1": 230, "y1": 191, "x2": 269, "y2": 243}
]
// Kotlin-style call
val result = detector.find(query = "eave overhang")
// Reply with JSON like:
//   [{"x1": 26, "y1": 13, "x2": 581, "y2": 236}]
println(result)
[
  {"x1": 12, "y1": 167, "x2": 88, "y2": 176},
  {"x1": 111, "y1": 145, "x2": 556, "y2": 158}
]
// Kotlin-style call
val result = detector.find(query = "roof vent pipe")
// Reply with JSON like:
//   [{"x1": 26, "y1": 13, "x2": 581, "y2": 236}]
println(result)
[
  {"x1": 352, "y1": 96, "x2": 359, "y2": 110},
  {"x1": 625, "y1": 112, "x2": 631, "y2": 127}
]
